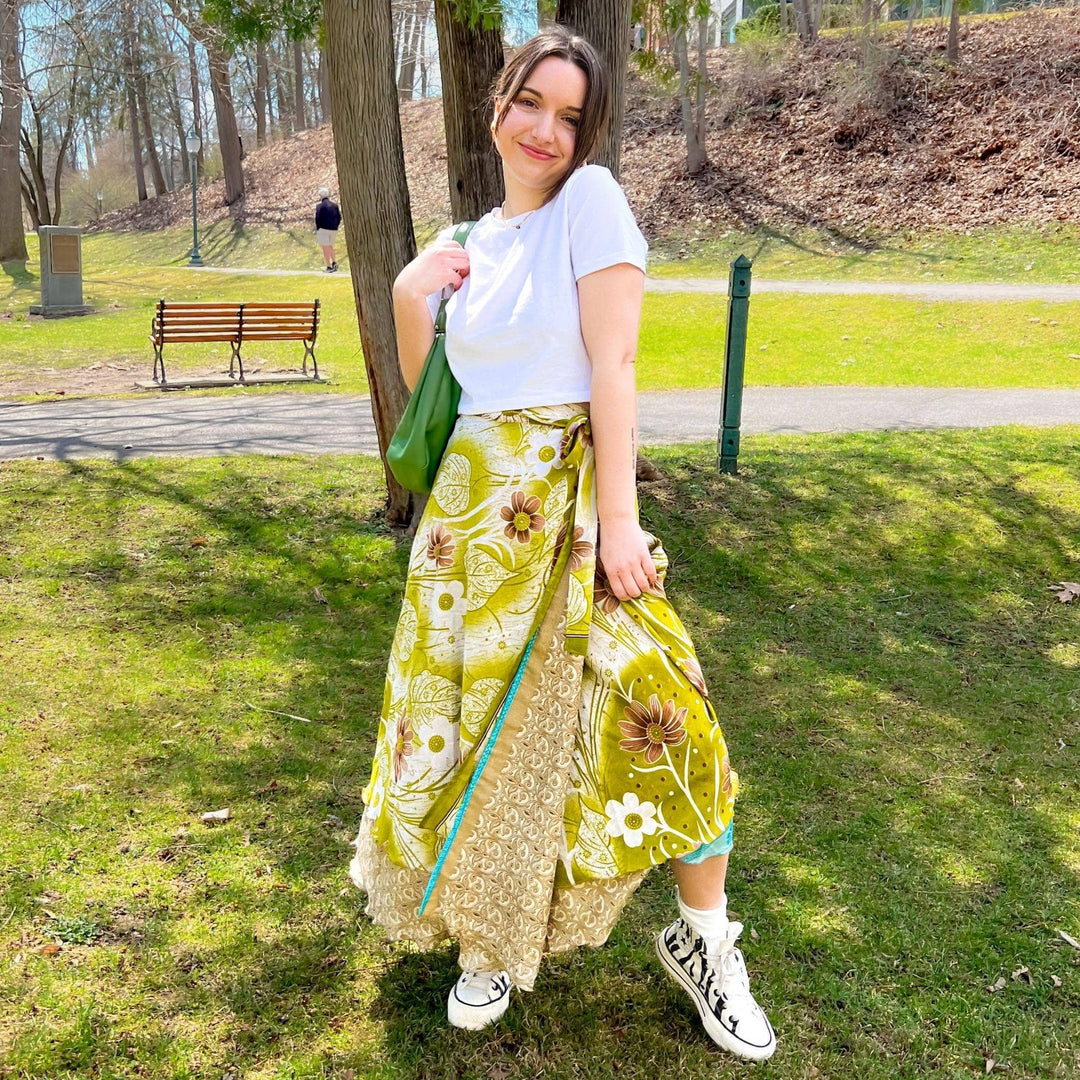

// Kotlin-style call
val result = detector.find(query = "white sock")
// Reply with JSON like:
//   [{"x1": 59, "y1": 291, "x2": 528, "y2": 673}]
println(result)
[{"x1": 677, "y1": 889, "x2": 729, "y2": 952}]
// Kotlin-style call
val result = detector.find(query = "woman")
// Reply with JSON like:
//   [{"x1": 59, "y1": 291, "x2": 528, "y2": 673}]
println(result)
[{"x1": 349, "y1": 26, "x2": 776, "y2": 1061}]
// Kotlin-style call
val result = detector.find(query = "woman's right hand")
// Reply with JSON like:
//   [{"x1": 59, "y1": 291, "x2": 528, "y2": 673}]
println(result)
[{"x1": 394, "y1": 239, "x2": 470, "y2": 300}]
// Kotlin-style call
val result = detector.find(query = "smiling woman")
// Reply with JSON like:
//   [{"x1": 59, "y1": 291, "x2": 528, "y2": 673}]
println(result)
[{"x1": 349, "y1": 25, "x2": 776, "y2": 1061}]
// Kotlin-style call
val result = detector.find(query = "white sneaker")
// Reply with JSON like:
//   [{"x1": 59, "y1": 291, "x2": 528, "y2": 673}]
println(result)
[
  {"x1": 656, "y1": 918, "x2": 777, "y2": 1060},
  {"x1": 447, "y1": 969, "x2": 512, "y2": 1030}
]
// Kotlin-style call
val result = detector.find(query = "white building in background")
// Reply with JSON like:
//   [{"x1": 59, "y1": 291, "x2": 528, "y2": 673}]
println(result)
[{"x1": 710, "y1": 0, "x2": 748, "y2": 45}]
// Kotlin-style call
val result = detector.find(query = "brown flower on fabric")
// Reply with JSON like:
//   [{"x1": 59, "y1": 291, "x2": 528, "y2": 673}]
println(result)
[
  {"x1": 619, "y1": 694, "x2": 688, "y2": 763},
  {"x1": 501, "y1": 491, "x2": 546, "y2": 544},
  {"x1": 721, "y1": 748, "x2": 734, "y2": 798},
  {"x1": 559, "y1": 419, "x2": 593, "y2": 463},
  {"x1": 551, "y1": 521, "x2": 594, "y2": 572},
  {"x1": 426, "y1": 525, "x2": 454, "y2": 569},
  {"x1": 593, "y1": 567, "x2": 621, "y2": 615},
  {"x1": 392, "y1": 710, "x2": 415, "y2": 782},
  {"x1": 684, "y1": 656, "x2": 710, "y2": 699}
]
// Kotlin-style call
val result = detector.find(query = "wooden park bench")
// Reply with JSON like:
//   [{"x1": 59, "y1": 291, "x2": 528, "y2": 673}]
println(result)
[{"x1": 150, "y1": 299, "x2": 321, "y2": 384}]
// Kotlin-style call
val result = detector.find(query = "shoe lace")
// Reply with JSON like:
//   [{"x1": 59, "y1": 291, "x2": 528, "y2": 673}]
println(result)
[
  {"x1": 705, "y1": 921, "x2": 752, "y2": 1002},
  {"x1": 461, "y1": 970, "x2": 506, "y2": 995}
]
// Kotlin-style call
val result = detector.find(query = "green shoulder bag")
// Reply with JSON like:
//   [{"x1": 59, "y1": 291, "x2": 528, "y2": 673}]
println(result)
[{"x1": 387, "y1": 221, "x2": 476, "y2": 494}]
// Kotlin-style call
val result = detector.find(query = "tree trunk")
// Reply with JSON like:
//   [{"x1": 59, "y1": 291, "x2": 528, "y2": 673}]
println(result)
[
  {"x1": 206, "y1": 39, "x2": 244, "y2": 204},
  {"x1": 317, "y1": 49, "x2": 331, "y2": 124},
  {"x1": 166, "y1": 70, "x2": 190, "y2": 182},
  {"x1": 556, "y1": 0, "x2": 631, "y2": 178},
  {"x1": 123, "y1": 5, "x2": 149, "y2": 204},
  {"x1": 0, "y1": 0, "x2": 27, "y2": 262},
  {"x1": 695, "y1": 12, "x2": 707, "y2": 154},
  {"x1": 324, "y1": 0, "x2": 421, "y2": 526},
  {"x1": 673, "y1": 23, "x2": 706, "y2": 174},
  {"x1": 293, "y1": 37, "x2": 307, "y2": 129},
  {"x1": 399, "y1": 0, "x2": 424, "y2": 101},
  {"x1": 137, "y1": 66, "x2": 168, "y2": 195},
  {"x1": 419, "y1": 5, "x2": 429, "y2": 98},
  {"x1": 255, "y1": 38, "x2": 268, "y2": 145},
  {"x1": 433, "y1": 2, "x2": 504, "y2": 222},
  {"x1": 187, "y1": 34, "x2": 204, "y2": 168},
  {"x1": 905, "y1": 0, "x2": 919, "y2": 48},
  {"x1": 780, "y1": 0, "x2": 788, "y2": 34},
  {"x1": 947, "y1": 0, "x2": 960, "y2": 62}
]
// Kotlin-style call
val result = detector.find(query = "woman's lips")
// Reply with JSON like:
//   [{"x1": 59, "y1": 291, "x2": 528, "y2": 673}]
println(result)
[{"x1": 520, "y1": 143, "x2": 555, "y2": 161}]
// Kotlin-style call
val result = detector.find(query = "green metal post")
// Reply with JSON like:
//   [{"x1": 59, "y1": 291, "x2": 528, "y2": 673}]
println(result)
[
  {"x1": 188, "y1": 150, "x2": 203, "y2": 267},
  {"x1": 718, "y1": 254, "x2": 752, "y2": 475}
]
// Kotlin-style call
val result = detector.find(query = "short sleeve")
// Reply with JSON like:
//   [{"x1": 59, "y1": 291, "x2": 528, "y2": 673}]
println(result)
[
  {"x1": 566, "y1": 165, "x2": 648, "y2": 282},
  {"x1": 424, "y1": 224, "x2": 459, "y2": 323}
]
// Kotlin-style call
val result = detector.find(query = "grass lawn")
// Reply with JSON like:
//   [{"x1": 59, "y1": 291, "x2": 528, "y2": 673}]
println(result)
[
  {"x1": 648, "y1": 223, "x2": 1080, "y2": 284},
  {"x1": 3, "y1": 229, "x2": 1079, "y2": 399},
  {"x1": 1, "y1": 427, "x2": 1078, "y2": 1079}
]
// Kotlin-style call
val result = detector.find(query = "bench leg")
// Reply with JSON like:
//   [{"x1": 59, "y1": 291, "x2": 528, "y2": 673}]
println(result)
[
  {"x1": 303, "y1": 340, "x2": 318, "y2": 380},
  {"x1": 230, "y1": 342, "x2": 244, "y2": 381},
  {"x1": 153, "y1": 343, "x2": 166, "y2": 384}
]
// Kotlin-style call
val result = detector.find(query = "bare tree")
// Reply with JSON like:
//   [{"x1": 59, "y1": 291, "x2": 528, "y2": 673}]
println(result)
[
  {"x1": 292, "y1": 36, "x2": 306, "y2": 129},
  {"x1": 671, "y1": 8, "x2": 708, "y2": 175},
  {"x1": 433, "y1": 1, "x2": 503, "y2": 222},
  {"x1": 947, "y1": 0, "x2": 960, "y2": 63},
  {"x1": 324, "y1": 0, "x2": 420, "y2": 526},
  {"x1": 556, "y1": 0, "x2": 631, "y2": 177},
  {"x1": 0, "y1": 0, "x2": 26, "y2": 261}
]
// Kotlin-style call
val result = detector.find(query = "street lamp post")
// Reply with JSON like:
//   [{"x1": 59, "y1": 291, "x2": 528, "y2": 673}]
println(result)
[
  {"x1": 185, "y1": 128, "x2": 203, "y2": 267},
  {"x1": 96, "y1": 190, "x2": 103, "y2": 218}
]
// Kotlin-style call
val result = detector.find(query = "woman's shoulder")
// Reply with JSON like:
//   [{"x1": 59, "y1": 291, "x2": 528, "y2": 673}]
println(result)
[{"x1": 565, "y1": 162, "x2": 622, "y2": 198}]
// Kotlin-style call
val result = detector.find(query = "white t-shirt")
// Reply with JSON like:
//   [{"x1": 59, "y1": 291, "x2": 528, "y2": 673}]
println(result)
[{"x1": 425, "y1": 164, "x2": 648, "y2": 415}]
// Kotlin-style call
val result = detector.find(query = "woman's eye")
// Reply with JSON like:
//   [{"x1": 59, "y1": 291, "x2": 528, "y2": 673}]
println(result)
[
  {"x1": 562, "y1": 116, "x2": 579, "y2": 128},
  {"x1": 517, "y1": 97, "x2": 537, "y2": 109}
]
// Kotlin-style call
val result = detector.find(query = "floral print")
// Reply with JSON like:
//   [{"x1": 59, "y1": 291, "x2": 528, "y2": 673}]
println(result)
[
  {"x1": 426, "y1": 525, "x2": 454, "y2": 568},
  {"x1": 604, "y1": 793, "x2": 660, "y2": 848},
  {"x1": 391, "y1": 710, "x2": 415, "y2": 782},
  {"x1": 593, "y1": 568, "x2": 621, "y2": 615},
  {"x1": 359, "y1": 406, "x2": 734, "y2": 897},
  {"x1": 552, "y1": 522, "x2": 594, "y2": 572},
  {"x1": 618, "y1": 694, "x2": 688, "y2": 763},
  {"x1": 501, "y1": 491, "x2": 546, "y2": 544}
]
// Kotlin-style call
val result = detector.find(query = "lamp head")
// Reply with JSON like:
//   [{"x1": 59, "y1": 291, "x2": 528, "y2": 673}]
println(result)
[{"x1": 185, "y1": 127, "x2": 201, "y2": 155}]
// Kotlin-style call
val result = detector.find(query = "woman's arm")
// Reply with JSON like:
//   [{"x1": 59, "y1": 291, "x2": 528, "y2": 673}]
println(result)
[
  {"x1": 579, "y1": 262, "x2": 657, "y2": 601},
  {"x1": 393, "y1": 239, "x2": 471, "y2": 390}
]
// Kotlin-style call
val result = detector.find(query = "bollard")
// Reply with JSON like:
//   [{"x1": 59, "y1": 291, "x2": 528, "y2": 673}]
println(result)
[{"x1": 718, "y1": 254, "x2": 753, "y2": 475}]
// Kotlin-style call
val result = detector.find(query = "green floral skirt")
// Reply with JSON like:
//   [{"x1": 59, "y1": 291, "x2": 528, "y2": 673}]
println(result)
[{"x1": 350, "y1": 404, "x2": 736, "y2": 989}]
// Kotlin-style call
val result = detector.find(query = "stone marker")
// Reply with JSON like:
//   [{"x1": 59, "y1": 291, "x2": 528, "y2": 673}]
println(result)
[{"x1": 30, "y1": 226, "x2": 93, "y2": 318}]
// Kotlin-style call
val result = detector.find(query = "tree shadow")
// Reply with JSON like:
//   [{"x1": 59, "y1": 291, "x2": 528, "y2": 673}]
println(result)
[{"x1": 4, "y1": 433, "x2": 1079, "y2": 1076}]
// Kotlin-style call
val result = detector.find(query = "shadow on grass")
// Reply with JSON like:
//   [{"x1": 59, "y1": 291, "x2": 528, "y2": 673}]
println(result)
[
  {"x1": 2, "y1": 258, "x2": 37, "y2": 295},
  {"x1": 2, "y1": 430, "x2": 1079, "y2": 1077}
]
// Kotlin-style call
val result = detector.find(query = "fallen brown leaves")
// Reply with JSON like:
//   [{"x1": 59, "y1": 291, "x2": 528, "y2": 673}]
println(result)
[{"x1": 90, "y1": 10, "x2": 1080, "y2": 244}]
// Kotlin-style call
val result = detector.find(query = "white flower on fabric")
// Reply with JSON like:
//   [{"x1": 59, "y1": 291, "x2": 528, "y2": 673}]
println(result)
[
  {"x1": 604, "y1": 792, "x2": 660, "y2": 849},
  {"x1": 523, "y1": 430, "x2": 565, "y2": 478},
  {"x1": 420, "y1": 711, "x2": 458, "y2": 762},
  {"x1": 429, "y1": 579, "x2": 466, "y2": 629}
]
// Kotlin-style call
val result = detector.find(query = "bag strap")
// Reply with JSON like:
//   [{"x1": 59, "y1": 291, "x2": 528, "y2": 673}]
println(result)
[{"x1": 434, "y1": 220, "x2": 477, "y2": 335}]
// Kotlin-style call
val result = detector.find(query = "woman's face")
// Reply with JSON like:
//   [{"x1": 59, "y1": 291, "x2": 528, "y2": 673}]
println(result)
[{"x1": 493, "y1": 56, "x2": 587, "y2": 198}]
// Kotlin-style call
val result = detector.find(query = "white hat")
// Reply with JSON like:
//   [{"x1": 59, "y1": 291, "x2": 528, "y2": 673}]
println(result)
[{"x1": 318, "y1": 186, "x2": 330, "y2": 198}]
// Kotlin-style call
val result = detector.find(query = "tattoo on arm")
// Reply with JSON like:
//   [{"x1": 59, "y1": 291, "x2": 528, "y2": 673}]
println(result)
[{"x1": 631, "y1": 426, "x2": 636, "y2": 462}]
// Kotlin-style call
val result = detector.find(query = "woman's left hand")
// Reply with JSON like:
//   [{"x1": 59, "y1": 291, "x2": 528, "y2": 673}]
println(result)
[{"x1": 598, "y1": 517, "x2": 658, "y2": 601}]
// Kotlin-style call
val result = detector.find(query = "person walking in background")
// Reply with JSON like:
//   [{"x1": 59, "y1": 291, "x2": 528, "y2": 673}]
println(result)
[
  {"x1": 315, "y1": 186, "x2": 341, "y2": 272},
  {"x1": 348, "y1": 26, "x2": 776, "y2": 1061}
]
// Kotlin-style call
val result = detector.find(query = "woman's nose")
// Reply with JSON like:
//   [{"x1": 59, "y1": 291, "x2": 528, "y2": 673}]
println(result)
[{"x1": 532, "y1": 110, "x2": 556, "y2": 142}]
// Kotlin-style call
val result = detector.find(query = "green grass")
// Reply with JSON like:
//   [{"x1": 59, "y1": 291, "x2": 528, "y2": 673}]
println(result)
[
  {"x1": 3, "y1": 225, "x2": 1080, "y2": 400},
  {"x1": 639, "y1": 293, "x2": 1080, "y2": 390},
  {"x1": 1, "y1": 428, "x2": 1079, "y2": 1078},
  {"x1": 649, "y1": 223, "x2": 1080, "y2": 284}
]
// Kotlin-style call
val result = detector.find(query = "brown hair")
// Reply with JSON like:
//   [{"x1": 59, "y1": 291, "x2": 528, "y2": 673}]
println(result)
[{"x1": 491, "y1": 25, "x2": 610, "y2": 205}]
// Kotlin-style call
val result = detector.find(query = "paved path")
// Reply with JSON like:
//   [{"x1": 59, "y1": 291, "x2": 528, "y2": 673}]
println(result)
[
  {"x1": 186, "y1": 265, "x2": 1080, "y2": 303},
  {"x1": 3, "y1": 388, "x2": 1078, "y2": 462}
]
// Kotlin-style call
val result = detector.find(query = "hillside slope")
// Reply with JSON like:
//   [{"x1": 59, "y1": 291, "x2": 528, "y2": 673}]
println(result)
[{"x1": 95, "y1": 9, "x2": 1080, "y2": 241}]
